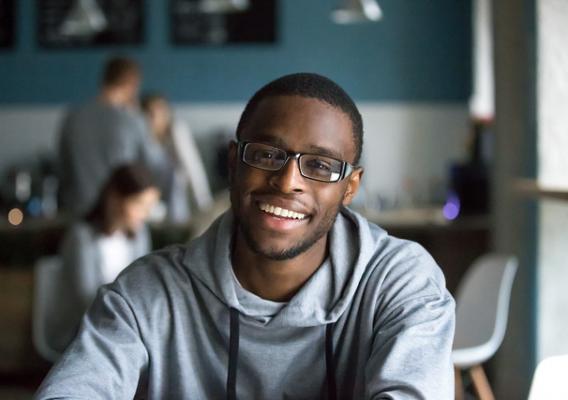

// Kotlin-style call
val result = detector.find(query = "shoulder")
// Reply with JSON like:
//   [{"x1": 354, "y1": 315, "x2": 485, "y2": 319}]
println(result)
[
  {"x1": 368, "y1": 238, "x2": 454, "y2": 329},
  {"x1": 377, "y1": 237, "x2": 446, "y2": 294},
  {"x1": 344, "y1": 208, "x2": 449, "y2": 302},
  {"x1": 60, "y1": 222, "x2": 100, "y2": 273}
]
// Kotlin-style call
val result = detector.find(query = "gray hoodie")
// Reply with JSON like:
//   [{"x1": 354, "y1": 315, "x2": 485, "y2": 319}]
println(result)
[{"x1": 35, "y1": 207, "x2": 455, "y2": 399}]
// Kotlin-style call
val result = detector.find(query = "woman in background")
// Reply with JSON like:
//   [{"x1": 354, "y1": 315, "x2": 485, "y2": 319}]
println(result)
[
  {"x1": 51, "y1": 163, "x2": 160, "y2": 353},
  {"x1": 141, "y1": 93, "x2": 213, "y2": 223}
]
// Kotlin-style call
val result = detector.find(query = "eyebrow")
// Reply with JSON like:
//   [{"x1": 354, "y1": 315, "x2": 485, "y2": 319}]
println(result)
[{"x1": 251, "y1": 133, "x2": 346, "y2": 161}]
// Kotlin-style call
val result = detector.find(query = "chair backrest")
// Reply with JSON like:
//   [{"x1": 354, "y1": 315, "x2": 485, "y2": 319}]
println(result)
[
  {"x1": 528, "y1": 354, "x2": 568, "y2": 399},
  {"x1": 453, "y1": 253, "x2": 518, "y2": 355},
  {"x1": 32, "y1": 256, "x2": 64, "y2": 362}
]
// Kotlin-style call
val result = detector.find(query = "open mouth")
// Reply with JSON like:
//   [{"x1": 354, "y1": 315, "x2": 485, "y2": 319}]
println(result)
[{"x1": 258, "y1": 202, "x2": 307, "y2": 220}]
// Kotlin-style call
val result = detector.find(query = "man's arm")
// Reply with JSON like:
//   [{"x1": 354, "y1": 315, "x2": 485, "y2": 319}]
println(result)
[
  {"x1": 366, "y1": 292, "x2": 455, "y2": 399},
  {"x1": 35, "y1": 286, "x2": 149, "y2": 399},
  {"x1": 365, "y1": 246, "x2": 456, "y2": 400}
]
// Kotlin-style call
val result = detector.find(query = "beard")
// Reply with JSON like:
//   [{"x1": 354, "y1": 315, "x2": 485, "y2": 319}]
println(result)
[{"x1": 235, "y1": 201, "x2": 343, "y2": 261}]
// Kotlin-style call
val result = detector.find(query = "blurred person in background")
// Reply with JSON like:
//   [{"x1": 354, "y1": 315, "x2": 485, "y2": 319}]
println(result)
[
  {"x1": 141, "y1": 93, "x2": 213, "y2": 223},
  {"x1": 58, "y1": 57, "x2": 171, "y2": 217},
  {"x1": 49, "y1": 163, "x2": 160, "y2": 353}
]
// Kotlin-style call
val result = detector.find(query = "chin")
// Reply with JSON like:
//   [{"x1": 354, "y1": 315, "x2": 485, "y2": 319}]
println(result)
[{"x1": 241, "y1": 224, "x2": 323, "y2": 261}]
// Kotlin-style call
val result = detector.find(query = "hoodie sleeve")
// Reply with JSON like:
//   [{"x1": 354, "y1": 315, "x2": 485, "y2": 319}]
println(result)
[
  {"x1": 365, "y1": 245, "x2": 456, "y2": 400},
  {"x1": 34, "y1": 286, "x2": 149, "y2": 399}
]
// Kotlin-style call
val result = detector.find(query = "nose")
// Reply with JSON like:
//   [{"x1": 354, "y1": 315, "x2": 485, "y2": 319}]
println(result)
[{"x1": 268, "y1": 157, "x2": 305, "y2": 193}]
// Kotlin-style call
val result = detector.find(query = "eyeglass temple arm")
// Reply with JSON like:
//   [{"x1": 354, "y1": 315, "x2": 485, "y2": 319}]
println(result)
[{"x1": 342, "y1": 163, "x2": 355, "y2": 180}]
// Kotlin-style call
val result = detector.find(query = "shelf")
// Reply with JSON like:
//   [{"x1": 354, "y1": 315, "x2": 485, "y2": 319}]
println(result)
[{"x1": 514, "y1": 178, "x2": 568, "y2": 201}]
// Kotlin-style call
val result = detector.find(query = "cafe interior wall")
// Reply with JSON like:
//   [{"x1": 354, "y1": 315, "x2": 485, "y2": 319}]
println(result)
[
  {"x1": 0, "y1": 0, "x2": 472, "y2": 206},
  {"x1": 536, "y1": 0, "x2": 568, "y2": 363},
  {"x1": 492, "y1": 1, "x2": 568, "y2": 398}
]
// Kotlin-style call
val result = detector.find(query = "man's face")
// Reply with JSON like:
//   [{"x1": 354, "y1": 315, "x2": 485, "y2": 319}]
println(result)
[{"x1": 229, "y1": 95, "x2": 362, "y2": 261}]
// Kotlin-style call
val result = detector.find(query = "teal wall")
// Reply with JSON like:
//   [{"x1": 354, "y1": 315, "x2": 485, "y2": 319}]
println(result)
[{"x1": 0, "y1": 0, "x2": 471, "y2": 104}]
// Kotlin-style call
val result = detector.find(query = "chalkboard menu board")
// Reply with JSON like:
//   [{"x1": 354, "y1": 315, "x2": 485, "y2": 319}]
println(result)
[
  {"x1": 37, "y1": 0, "x2": 144, "y2": 48},
  {"x1": 170, "y1": 0, "x2": 276, "y2": 45},
  {"x1": 0, "y1": 0, "x2": 15, "y2": 48}
]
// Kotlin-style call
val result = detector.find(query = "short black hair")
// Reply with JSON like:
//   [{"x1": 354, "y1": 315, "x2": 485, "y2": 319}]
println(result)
[
  {"x1": 236, "y1": 73, "x2": 363, "y2": 164},
  {"x1": 101, "y1": 56, "x2": 140, "y2": 87}
]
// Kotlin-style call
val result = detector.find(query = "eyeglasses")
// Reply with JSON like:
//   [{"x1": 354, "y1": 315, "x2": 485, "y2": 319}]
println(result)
[{"x1": 238, "y1": 141, "x2": 356, "y2": 183}]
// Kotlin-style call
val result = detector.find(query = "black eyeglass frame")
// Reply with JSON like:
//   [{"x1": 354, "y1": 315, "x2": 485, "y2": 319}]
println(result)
[{"x1": 237, "y1": 141, "x2": 357, "y2": 183}]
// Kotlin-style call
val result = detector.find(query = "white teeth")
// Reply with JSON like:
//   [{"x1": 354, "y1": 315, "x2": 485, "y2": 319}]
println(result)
[{"x1": 259, "y1": 203, "x2": 306, "y2": 220}]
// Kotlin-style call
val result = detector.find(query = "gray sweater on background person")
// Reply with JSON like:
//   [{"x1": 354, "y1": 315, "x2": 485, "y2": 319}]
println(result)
[
  {"x1": 58, "y1": 100, "x2": 172, "y2": 216},
  {"x1": 35, "y1": 207, "x2": 455, "y2": 399}
]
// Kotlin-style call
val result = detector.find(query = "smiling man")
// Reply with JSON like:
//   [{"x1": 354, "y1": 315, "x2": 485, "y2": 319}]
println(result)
[{"x1": 36, "y1": 74, "x2": 455, "y2": 399}]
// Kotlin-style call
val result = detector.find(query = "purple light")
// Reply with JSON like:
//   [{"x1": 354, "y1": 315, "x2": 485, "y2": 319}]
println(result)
[{"x1": 443, "y1": 194, "x2": 460, "y2": 220}]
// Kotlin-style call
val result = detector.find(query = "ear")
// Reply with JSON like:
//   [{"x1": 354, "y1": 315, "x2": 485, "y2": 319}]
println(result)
[
  {"x1": 342, "y1": 168, "x2": 364, "y2": 206},
  {"x1": 227, "y1": 141, "x2": 238, "y2": 186}
]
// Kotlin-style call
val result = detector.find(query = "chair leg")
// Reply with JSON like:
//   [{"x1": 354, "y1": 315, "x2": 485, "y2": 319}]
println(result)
[
  {"x1": 469, "y1": 364, "x2": 495, "y2": 400},
  {"x1": 454, "y1": 367, "x2": 464, "y2": 400}
]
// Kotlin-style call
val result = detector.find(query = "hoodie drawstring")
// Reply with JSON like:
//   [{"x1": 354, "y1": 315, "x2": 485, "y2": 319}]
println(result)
[
  {"x1": 227, "y1": 308, "x2": 240, "y2": 400},
  {"x1": 325, "y1": 323, "x2": 337, "y2": 400},
  {"x1": 226, "y1": 309, "x2": 337, "y2": 400}
]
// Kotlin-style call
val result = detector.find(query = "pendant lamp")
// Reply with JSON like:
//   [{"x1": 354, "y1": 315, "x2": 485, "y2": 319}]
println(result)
[
  {"x1": 198, "y1": 0, "x2": 250, "y2": 13},
  {"x1": 331, "y1": 0, "x2": 383, "y2": 23}
]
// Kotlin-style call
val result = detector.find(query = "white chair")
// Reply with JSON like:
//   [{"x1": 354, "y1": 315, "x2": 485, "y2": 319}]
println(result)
[
  {"x1": 452, "y1": 253, "x2": 518, "y2": 400},
  {"x1": 528, "y1": 354, "x2": 568, "y2": 400},
  {"x1": 32, "y1": 256, "x2": 64, "y2": 363}
]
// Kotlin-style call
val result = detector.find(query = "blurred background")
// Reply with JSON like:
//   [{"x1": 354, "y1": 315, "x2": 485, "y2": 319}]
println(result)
[{"x1": 0, "y1": 0, "x2": 566, "y2": 399}]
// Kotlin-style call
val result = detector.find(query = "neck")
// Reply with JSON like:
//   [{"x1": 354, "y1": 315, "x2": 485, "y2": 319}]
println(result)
[{"x1": 231, "y1": 230, "x2": 328, "y2": 302}]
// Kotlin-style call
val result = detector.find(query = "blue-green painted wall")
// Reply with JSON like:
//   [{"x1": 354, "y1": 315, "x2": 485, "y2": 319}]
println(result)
[{"x1": 0, "y1": 0, "x2": 471, "y2": 104}]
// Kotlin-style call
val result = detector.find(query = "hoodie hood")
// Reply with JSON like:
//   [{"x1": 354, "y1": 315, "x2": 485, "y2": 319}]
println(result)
[{"x1": 182, "y1": 206, "x2": 387, "y2": 328}]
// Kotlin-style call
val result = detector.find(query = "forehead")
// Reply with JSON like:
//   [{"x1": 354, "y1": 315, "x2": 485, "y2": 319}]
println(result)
[{"x1": 241, "y1": 95, "x2": 356, "y2": 162}]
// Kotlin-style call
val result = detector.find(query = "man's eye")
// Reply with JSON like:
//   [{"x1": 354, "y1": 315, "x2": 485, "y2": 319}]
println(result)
[
  {"x1": 254, "y1": 150, "x2": 275, "y2": 160},
  {"x1": 306, "y1": 158, "x2": 332, "y2": 171}
]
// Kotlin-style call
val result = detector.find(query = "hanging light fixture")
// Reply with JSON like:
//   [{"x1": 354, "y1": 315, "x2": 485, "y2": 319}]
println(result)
[
  {"x1": 59, "y1": 0, "x2": 107, "y2": 37},
  {"x1": 198, "y1": 0, "x2": 250, "y2": 13},
  {"x1": 331, "y1": 0, "x2": 383, "y2": 24}
]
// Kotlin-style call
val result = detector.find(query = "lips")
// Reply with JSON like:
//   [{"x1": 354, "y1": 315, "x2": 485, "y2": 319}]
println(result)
[{"x1": 258, "y1": 202, "x2": 307, "y2": 220}]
